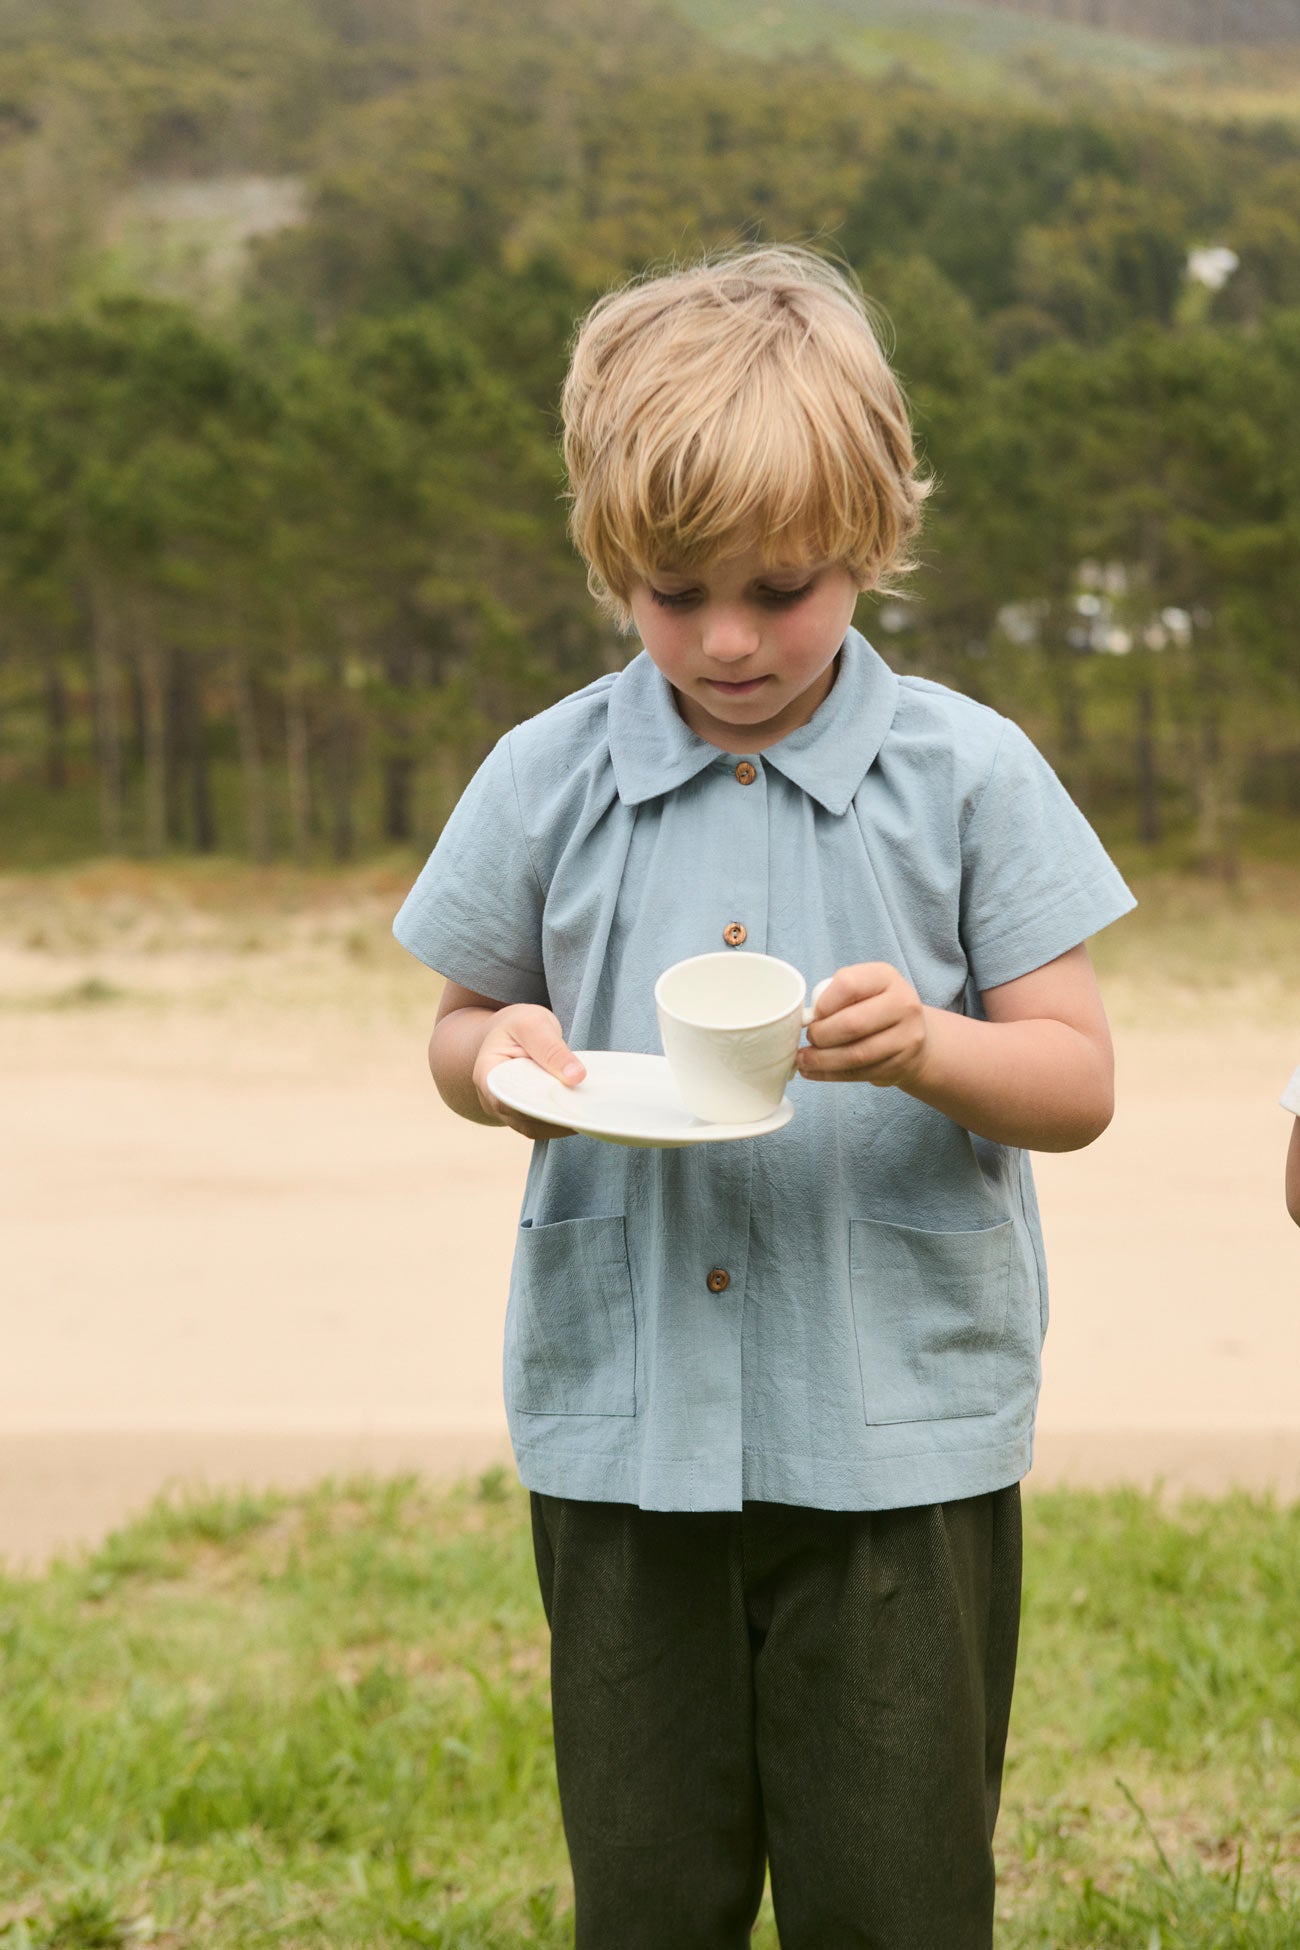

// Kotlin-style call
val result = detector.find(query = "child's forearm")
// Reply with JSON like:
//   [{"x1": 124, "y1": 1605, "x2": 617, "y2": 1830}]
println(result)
[
  {"x1": 800, "y1": 950, "x2": 1115, "y2": 1152},
  {"x1": 429, "y1": 992, "x2": 586, "y2": 1142},
  {"x1": 429, "y1": 1005, "x2": 506, "y2": 1125},
  {"x1": 907, "y1": 1008, "x2": 1114, "y2": 1153},
  {"x1": 1287, "y1": 1120, "x2": 1300, "y2": 1226}
]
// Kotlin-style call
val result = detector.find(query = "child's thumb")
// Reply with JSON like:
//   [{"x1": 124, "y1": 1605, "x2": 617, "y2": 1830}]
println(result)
[{"x1": 528, "y1": 1025, "x2": 586, "y2": 1087}]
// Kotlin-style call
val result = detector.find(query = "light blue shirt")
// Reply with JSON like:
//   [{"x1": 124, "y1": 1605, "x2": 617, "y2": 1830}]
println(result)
[{"x1": 395, "y1": 630, "x2": 1135, "y2": 1512}]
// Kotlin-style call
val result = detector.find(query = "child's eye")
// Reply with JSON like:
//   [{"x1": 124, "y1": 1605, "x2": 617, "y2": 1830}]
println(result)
[{"x1": 645, "y1": 580, "x2": 814, "y2": 610}]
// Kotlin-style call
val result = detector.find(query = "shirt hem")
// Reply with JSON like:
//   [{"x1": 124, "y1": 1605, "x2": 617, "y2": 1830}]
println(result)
[{"x1": 511, "y1": 1429, "x2": 1033, "y2": 1513}]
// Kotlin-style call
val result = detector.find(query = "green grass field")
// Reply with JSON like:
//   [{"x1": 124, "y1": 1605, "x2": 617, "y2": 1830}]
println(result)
[{"x1": 0, "y1": 1474, "x2": 1295, "y2": 1947}]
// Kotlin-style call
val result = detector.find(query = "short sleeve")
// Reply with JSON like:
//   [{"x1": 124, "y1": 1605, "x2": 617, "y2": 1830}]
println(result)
[
  {"x1": 1282, "y1": 1065, "x2": 1300, "y2": 1115},
  {"x1": 392, "y1": 734, "x2": 548, "y2": 1005},
  {"x1": 959, "y1": 718, "x2": 1135, "y2": 992}
]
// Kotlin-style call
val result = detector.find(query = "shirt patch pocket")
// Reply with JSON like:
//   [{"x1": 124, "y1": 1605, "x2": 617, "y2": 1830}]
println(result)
[
  {"x1": 508, "y1": 1215, "x2": 637, "y2": 1418},
  {"x1": 849, "y1": 1216, "x2": 1014, "y2": 1425}
]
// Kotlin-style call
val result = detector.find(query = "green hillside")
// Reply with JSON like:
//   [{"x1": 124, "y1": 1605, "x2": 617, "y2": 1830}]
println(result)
[
  {"x1": 677, "y1": 0, "x2": 1174, "y2": 91},
  {"x1": 675, "y1": 0, "x2": 1300, "y2": 113},
  {"x1": 979, "y1": 0, "x2": 1300, "y2": 44}
]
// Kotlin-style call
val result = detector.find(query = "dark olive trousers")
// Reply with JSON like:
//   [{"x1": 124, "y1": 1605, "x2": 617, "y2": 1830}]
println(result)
[{"x1": 530, "y1": 1486, "x2": 1021, "y2": 1950}]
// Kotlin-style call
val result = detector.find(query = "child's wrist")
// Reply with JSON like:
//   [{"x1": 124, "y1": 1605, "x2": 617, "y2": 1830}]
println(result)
[{"x1": 893, "y1": 1004, "x2": 940, "y2": 1094}]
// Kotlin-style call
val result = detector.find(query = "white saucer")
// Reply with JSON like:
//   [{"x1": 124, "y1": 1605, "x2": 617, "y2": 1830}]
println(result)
[{"x1": 485, "y1": 1051, "x2": 794, "y2": 1148}]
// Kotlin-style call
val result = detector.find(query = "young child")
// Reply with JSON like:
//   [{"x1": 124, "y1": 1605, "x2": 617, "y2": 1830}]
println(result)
[
  {"x1": 1283, "y1": 1064, "x2": 1300, "y2": 1224},
  {"x1": 394, "y1": 247, "x2": 1135, "y2": 1950}
]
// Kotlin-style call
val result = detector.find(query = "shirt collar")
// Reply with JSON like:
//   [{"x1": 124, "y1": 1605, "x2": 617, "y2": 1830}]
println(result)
[{"x1": 607, "y1": 626, "x2": 900, "y2": 816}]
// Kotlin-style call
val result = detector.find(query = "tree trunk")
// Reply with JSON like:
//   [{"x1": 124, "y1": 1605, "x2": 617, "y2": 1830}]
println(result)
[
  {"x1": 428, "y1": 741, "x2": 469, "y2": 836},
  {"x1": 233, "y1": 650, "x2": 271, "y2": 865},
  {"x1": 284, "y1": 617, "x2": 313, "y2": 863},
  {"x1": 165, "y1": 648, "x2": 186, "y2": 846},
  {"x1": 42, "y1": 654, "x2": 68, "y2": 793},
  {"x1": 382, "y1": 749, "x2": 416, "y2": 843},
  {"x1": 1047, "y1": 632, "x2": 1089, "y2": 808},
  {"x1": 89, "y1": 581, "x2": 125, "y2": 850},
  {"x1": 128, "y1": 654, "x2": 147, "y2": 775},
  {"x1": 134, "y1": 619, "x2": 169, "y2": 858},
  {"x1": 1134, "y1": 661, "x2": 1160, "y2": 846},
  {"x1": 1192, "y1": 645, "x2": 1240, "y2": 884},
  {"x1": 174, "y1": 652, "x2": 216, "y2": 854},
  {"x1": 190, "y1": 671, "x2": 216, "y2": 855},
  {"x1": 381, "y1": 635, "x2": 417, "y2": 843},
  {"x1": 324, "y1": 698, "x2": 356, "y2": 863},
  {"x1": 166, "y1": 647, "x2": 194, "y2": 846}
]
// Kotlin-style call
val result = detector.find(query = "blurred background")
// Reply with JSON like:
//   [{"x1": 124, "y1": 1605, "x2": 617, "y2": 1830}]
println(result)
[
  {"x1": 2, "y1": 0, "x2": 1300, "y2": 1560},
  {"x1": 1, "y1": 0, "x2": 1300, "y2": 871},
  {"x1": 2, "y1": 7, "x2": 1300, "y2": 1944}
]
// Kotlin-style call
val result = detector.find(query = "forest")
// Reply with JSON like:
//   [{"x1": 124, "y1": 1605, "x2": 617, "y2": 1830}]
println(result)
[{"x1": 1, "y1": 0, "x2": 1299, "y2": 875}]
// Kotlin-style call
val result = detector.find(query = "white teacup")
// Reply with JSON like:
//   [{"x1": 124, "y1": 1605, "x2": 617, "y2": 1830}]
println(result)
[{"x1": 654, "y1": 952, "x2": 829, "y2": 1124}]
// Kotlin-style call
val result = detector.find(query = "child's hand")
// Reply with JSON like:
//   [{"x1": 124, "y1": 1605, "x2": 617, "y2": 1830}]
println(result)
[
  {"x1": 796, "y1": 963, "x2": 930, "y2": 1089},
  {"x1": 474, "y1": 1004, "x2": 587, "y2": 1140}
]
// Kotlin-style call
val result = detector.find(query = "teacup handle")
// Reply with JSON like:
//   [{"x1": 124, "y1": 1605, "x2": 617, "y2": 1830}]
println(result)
[{"x1": 801, "y1": 977, "x2": 833, "y2": 1027}]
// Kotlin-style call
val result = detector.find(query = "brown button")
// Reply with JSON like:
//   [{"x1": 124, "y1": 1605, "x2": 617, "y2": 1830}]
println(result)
[
  {"x1": 735, "y1": 761, "x2": 757, "y2": 785},
  {"x1": 723, "y1": 922, "x2": 747, "y2": 947},
  {"x1": 706, "y1": 1267, "x2": 731, "y2": 1294}
]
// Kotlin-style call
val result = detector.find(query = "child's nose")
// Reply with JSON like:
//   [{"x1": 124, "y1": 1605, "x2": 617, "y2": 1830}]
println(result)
[{"x1": 702, "y1": 607, "x2": 761, "y2": 661}]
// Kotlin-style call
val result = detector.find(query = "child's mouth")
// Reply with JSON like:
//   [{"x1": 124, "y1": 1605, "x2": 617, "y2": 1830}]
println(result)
[{"x1": 707, "y1": 676, "x2": 768, "y2": 696}]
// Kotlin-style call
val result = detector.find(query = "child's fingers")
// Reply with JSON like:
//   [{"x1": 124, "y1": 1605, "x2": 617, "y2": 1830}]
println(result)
[
  {"x1": 800, "y1": 1025, "x2": 889, "y2": 1073},
  {"x1": 516, "y1": 1020, "x2": 587, "y2": 1087},
  {"x1": 478, "y1": 1005, "x2": 585, "y2": 1136},
  {"x1": 478, "y1": 1075, "x2": 577, "y2": 1141},
  {"x1": 798, "y1": 1025, "x2": 911, "y2": 1082},
  {"x1": 804, "y1": 992, "x2": 899, "y2": 1049},
  {"x1": 807, "y1": 962, "x2": 898, "y2": 1023}
]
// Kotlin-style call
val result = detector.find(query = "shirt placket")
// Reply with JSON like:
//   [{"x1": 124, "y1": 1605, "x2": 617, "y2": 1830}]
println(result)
[
  {"x1": 715, "y1": 755, "x2": 768, "y2": 955},
  {"x1": 693, "y1": 754, "x2": 770, "y2": 1503}
]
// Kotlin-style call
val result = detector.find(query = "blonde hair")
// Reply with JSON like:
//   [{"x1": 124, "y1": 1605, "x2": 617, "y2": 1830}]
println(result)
[{"x1": 561, "y1": 245, "x2": 931, "y2": 622}]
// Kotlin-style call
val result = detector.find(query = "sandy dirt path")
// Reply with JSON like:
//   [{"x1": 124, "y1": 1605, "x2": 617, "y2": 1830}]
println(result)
[{"x1": 3, "y1": 990, "x2": 1298, "y2": 1568}]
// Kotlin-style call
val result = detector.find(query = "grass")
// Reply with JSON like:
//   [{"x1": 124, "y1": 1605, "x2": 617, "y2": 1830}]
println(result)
[
  {"x1": 0, "y1": 1475, "x2": 1295, "y2": 1947},
  {"x1": 0, "y1": 1473, "x2": 567, "y2": 1949}
]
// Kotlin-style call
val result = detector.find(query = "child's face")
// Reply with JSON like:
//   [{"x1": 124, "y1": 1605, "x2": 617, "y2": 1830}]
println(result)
[{"x1": 627, "y1": 545, "x2": 862, "y2": 751}]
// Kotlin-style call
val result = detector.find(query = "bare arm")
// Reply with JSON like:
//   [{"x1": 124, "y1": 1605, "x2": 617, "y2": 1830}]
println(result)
[
  {"x1": 798, "y1": 943, "x2": 1114, "y2": 1152},
  {"x1": 430, "y1": 979, "x2": 585, "y2": 1141},
  {"x1": 1287, "y1": 1120, "x2": 1300, "y2": 1227}
]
